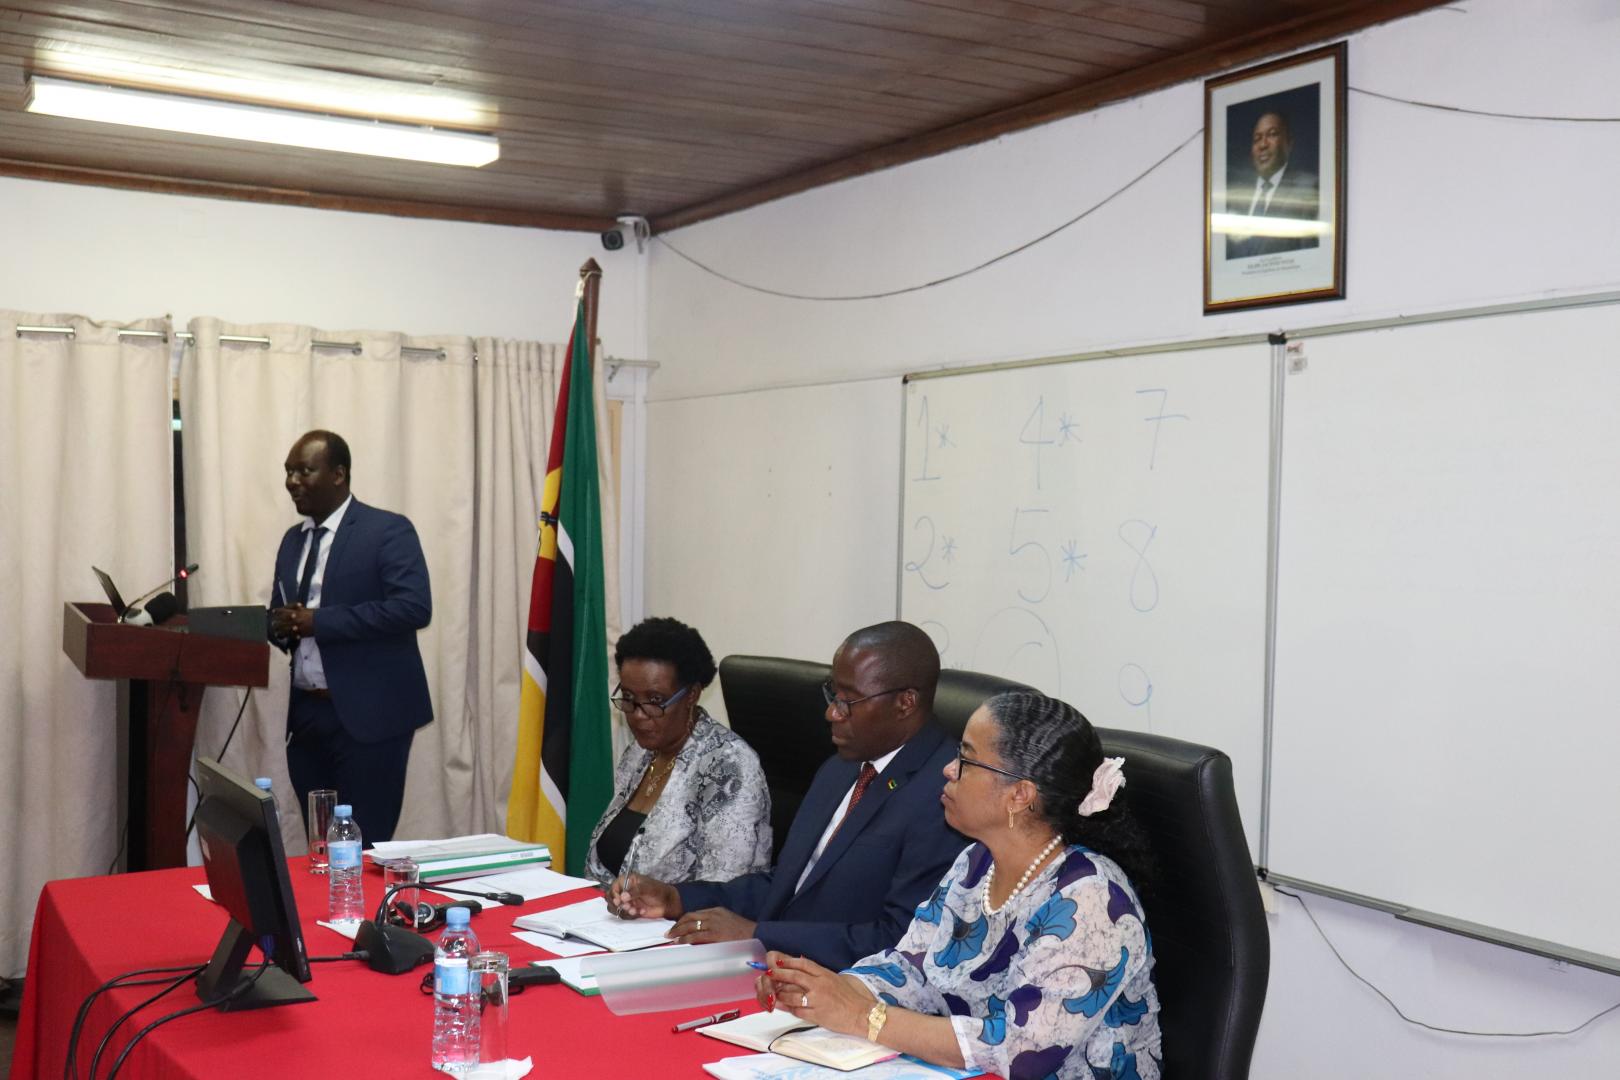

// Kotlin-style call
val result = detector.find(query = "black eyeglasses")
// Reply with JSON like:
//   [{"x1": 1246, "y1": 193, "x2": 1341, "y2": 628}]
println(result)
[
  {"x1": 610, "y1": 683, "x2": 692, "y2": 717},
  {"x1": 954, "y1": 749, "x2": 1031, "y2": 783},
  {"x1": 820, "y1": 681, "x2": 910, "y2": 719}
]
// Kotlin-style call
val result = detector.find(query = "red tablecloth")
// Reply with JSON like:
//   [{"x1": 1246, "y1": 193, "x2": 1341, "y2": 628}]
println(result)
[{"x1": 9, "y1": 858, "x2": 757, "y2": 1079}]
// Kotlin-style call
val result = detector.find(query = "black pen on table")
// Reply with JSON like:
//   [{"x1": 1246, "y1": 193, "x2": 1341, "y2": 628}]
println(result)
[{"x1": 673, "y1": 1009, "x2": 740, "y2": 1033}]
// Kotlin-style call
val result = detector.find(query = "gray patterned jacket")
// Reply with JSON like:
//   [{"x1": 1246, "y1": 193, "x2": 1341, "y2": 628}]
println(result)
[{"x1": 582, "y1": 708, "x2": 772, "y2": 885}]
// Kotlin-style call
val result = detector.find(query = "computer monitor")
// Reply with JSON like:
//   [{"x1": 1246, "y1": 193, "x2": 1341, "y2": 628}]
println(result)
[{"x1": 193, "y1": 757, "x2": 316, "y2": 1010}]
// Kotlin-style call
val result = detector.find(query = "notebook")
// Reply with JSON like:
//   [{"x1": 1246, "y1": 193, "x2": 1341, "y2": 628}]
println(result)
[
  {"x1": 702, "y1": 1053, "x2": 981, "y2": 1080},
  {"x1": 698, "y1": 1010, "x2": 899, "y2": 1072},
  {"x1": 512, "y1": 896, "x2": 675, "y2": 952}
]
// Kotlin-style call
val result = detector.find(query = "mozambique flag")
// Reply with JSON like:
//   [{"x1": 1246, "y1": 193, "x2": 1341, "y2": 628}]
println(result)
[{"x1": 507, "y1": 297, "x2": 613, "y2": 875}]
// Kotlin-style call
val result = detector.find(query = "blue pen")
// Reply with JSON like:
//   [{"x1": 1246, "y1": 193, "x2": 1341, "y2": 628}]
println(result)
[{"x1": 746, "y1": 961, "x2": 769, "y2": 971}]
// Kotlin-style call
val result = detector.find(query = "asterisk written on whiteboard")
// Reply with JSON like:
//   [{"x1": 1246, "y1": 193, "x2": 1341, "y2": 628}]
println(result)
[
  {"x1": 941, "y1": 536, "x2": 958, "y2": 564},
  {"x1": 937, "y1": 424, "x2": 955, "y2": 449},
  {"x1": 1057, "y1": 413, "x2": 1082, "y2": 445},
  {"x1": 1060, "y1": 539, "x2": 1086, "y2": 580}
]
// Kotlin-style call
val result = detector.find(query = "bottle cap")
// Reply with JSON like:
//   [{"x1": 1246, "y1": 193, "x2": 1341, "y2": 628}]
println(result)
[
  {"x1": 254, "y1": 778, "x2": 273, "y2": 791},
  {"x1": 446, "y1": 906, "x2": 471, "y2": 929},
  {"x1": 335, "y1": 804, "x2": 353, "y2": 817}
]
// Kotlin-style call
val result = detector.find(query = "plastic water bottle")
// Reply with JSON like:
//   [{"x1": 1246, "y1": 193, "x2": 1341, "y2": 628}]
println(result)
[
  {"x1": 253, "y1": 778, "x2": 276, "y2": 819},
  {"x1": 326, "y1": 804, "x2": 364, "y2": 923},
  {"x1": 431, "y1": 906, "x2": 481, "y2": 1073}
]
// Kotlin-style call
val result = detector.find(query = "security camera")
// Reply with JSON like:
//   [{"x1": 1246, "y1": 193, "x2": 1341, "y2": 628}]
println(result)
[{"x1": 601, "y1": 214, "x2": 651, "y2": 254}]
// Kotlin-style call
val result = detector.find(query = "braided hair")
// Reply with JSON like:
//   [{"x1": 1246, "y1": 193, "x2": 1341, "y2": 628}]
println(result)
[{"x1": 984, "y1": 689, "x2": 1156, "y2": 901}]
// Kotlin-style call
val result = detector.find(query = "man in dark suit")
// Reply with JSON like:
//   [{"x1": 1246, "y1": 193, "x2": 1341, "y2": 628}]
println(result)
[
  {"x1": 270, "y1": 430, "x2": 432, "y2": 843},
  {"x1": 1226, "y1": 108, "x2": 1320, "y2": 260},
  {"x1": 608, "y1": 621, "x2": 966, "y2": 969}
]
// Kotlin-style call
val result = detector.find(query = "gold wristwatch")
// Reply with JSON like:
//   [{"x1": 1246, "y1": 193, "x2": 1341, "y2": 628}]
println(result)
[{"x1": 866, "y1": 999, "x2": 888, "y2": 1043}]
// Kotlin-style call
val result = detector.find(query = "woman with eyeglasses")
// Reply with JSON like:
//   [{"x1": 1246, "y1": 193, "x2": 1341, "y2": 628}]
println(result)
[
  {"x1": 582, "y1": 617, "x2": 772, "y2": 887},
  {"x1": 755, "y1": 689, "x2": 1162, "y2": 1080}
]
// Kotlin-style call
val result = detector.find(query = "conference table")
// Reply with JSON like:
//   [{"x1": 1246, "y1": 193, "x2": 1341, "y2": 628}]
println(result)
[{"x1": 9, "y1": 857, "x2": 766, "y2": 1079}]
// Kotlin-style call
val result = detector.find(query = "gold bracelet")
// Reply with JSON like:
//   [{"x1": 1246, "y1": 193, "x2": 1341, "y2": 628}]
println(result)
[{"x1": 866, "y1": 999, "x2": 888, "y2": 1043}]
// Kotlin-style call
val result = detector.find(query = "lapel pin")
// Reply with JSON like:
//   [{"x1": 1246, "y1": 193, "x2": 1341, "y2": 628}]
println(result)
[{"x1": 887, "y1": 778, "x2": 897, "y2": 790}]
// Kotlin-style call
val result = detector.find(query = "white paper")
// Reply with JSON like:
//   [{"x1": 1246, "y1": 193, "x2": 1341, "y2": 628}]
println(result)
[
  {"x1": 462, "y1": 1056, "x2": 533, "y2": 1079},
  {"x1": 512, "y1": 930, "x2": 601, "y2": 957},
  {"x1": 531, "y1": 955, "x2": 600, "y2": 992},
  {"x1": 367, "y1": 833, "x2": 513, "y2": 860},
  {"x1": 192, "y1": 884, "x2": 214, "y2": 902},
  {"x1": 317, "y1": 918, "x2": 361, "y2": 941},
  {"x1": 432, "y1": 866, "x2": 596, "y2": 903}
]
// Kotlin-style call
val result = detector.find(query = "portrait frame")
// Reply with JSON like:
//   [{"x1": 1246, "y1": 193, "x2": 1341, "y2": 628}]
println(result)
[{"x1": 1204, "y1": 42, "x2": 1346, "y2": 313}]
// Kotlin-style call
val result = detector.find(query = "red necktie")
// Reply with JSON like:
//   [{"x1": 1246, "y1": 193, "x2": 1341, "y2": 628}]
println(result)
[{"x1": 834, "y1": 762, "x2": 879, "y2": 837}]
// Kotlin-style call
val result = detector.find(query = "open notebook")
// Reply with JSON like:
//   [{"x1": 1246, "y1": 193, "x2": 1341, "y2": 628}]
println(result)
[
  {"x1": 702, "y1": 1054, "x2": 981, "y2": 1080},
  {"x1": 512, "y1": 896, "x2": 674, "y2": 952},
  {"x1": 698, "y1": 1010, "x2": 898, "y2": 1072}
]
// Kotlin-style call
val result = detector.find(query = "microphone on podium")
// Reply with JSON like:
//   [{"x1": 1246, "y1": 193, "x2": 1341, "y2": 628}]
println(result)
[{"x1": 121, "y1": 563, "x2": 200, "y2": 626}]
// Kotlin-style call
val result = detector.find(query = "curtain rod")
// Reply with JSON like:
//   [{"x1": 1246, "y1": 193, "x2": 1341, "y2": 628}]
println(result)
[
  {"x1": 19, "y1": 325, "x2": 660, "y2": 372},
  {"x1": 15, "y1": 324, "x2": 445, "y2": 360}
]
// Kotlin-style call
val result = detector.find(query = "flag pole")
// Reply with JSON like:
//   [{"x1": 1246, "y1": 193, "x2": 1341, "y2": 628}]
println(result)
[{"x1": 579, "y1": 258, "x2": 602, "y2": 362}]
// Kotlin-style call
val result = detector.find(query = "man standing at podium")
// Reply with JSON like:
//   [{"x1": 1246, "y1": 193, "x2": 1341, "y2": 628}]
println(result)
[{"x1": 270, "y1": 430, "x2": 433, "y2": 842}]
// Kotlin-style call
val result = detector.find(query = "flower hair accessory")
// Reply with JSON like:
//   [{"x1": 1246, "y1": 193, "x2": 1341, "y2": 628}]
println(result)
[{"x1": 1077, "y1": 757, "x2": 1126, "y2": 817}]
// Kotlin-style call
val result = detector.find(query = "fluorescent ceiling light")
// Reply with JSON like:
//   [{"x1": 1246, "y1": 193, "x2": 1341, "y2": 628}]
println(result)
[{"x1": 25, "y1": 75, "x2": 499, "y2": 167}]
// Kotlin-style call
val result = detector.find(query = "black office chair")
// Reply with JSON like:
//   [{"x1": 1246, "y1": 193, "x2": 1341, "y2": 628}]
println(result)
[
  {"x1": 933, "y1": 668, "x2": 1033, "y2": 738},
  {"x1": 718, "y1": 655, "x2": 832, "y2": 860},
  {"x1": 1096, "y1": 727, "x2": 1269, "y2": 1080}
]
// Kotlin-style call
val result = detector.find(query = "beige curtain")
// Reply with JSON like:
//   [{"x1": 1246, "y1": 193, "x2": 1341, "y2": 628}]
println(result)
[
  {"x1": 180, "y1": 319, "x2": 478, "y2": 851},
  {"x1": 182, "y1": 320, "x2": 623, "y2": 852},
  {"x1": 0, "y1": 312, "x2": 173, "y2": 977}
]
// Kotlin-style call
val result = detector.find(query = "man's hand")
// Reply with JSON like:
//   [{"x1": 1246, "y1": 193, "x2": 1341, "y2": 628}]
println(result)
[
  {"x1": 270, "y1": 604, "x2": 315, "y2": 641},
  {"x1": 667, "y1": 906, "x2": 756, "y2": 945},
  {"x1": 606, "y1": 872, "x2": 682, "y2": 920}
]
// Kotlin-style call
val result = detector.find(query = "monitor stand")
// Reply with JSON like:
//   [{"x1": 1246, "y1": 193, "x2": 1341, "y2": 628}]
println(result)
[{"x1": 196, "y1": 922, "x2": 317, "y2": 1012}]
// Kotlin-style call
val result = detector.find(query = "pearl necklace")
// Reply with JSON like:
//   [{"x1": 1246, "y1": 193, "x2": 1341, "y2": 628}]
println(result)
[{"x1": 982, "y1": 834, "x2": 1063, "y2": 915}]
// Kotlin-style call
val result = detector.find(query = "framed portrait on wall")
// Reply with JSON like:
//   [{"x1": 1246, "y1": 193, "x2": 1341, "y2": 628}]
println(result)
[{"x1": 1204, "y1": 42, "x2": 1346, "y2": 313}]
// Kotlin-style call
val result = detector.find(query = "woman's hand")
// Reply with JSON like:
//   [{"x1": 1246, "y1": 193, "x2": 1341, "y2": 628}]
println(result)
[
  {"x1": 605, "y1": 872, "x2": 681, "y2": 919},
  {"x1": 752, "y1": 951, "x2": 875, "y2": 1038}
]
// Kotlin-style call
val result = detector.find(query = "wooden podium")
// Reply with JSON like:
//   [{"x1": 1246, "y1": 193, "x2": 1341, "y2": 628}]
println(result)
[{"x1": 62, "y1": 602, "x2": 270, "y2": 871}]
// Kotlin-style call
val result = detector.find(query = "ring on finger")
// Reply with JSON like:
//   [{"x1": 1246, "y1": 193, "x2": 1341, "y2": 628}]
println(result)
[
  {"x1": 802, "y1": 993, "x2": 810, "y2": 1008},
  {"x1": 695, "y1": 918, "x2": 703, "y2": 931}
]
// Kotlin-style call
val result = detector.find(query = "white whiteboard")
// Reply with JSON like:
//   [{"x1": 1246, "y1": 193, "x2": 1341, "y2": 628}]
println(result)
[
  {"x1": 899, "y1": 345, "x2": 1273, "y2": 853},
  {"x1": 647, "y1": 378, "x2": 903, "y2": 722},
  {"x1": 1269, "y1": 302, "x2": 1620, "y2": 961}
]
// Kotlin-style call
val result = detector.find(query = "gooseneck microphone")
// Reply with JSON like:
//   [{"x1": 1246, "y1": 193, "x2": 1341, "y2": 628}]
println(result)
[
  {"x1": 120, "y1": 563, "x2": 200, "y2": 626},
  {"x1": 354, "y1": 882, "x2": 524, "y2": 975}
]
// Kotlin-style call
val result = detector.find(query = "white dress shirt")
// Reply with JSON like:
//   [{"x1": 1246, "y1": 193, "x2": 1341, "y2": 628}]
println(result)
[
  {"x1": 291, "y1": 494, "x2": 352, "y2": 691},
  {"x1": 1248, "y1": 163, "x2": 1290, "y2": 216},
  {"x1": 795, "y1": 744, "x2": 902, "y2": 893}
]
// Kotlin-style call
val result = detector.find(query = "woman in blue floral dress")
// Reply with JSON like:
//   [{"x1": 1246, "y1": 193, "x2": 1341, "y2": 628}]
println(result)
[{"x1": 757, "y1": 690, "x2": 1161, "y2": 1080}]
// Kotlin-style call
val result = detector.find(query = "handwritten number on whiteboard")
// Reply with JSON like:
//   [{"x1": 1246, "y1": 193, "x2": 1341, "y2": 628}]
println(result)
[
  {"x1": 905, "y1": 516, "x2": 949, "y2": 590},
  {"x1": 1019, "y1": 396, "x2": 1056, "y2": 490},
  {"x1": 914, "y1": 395, "x2": 940, "y2": 482},
  {"x1": 1009, "y1": 508, "x2": 1052, "y2": 604},
  {"x1": 1136, "y1": 388, "x2": 1190, "y2": 471},
  {"x1": 1118, "y1": 519, "x2": 1160, "y2": 612}
]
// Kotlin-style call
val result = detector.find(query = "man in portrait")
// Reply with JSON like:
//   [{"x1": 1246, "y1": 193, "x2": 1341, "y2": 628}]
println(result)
[{"x1": 1225, "y1": 105, "x2": 1320, "y2": 260}]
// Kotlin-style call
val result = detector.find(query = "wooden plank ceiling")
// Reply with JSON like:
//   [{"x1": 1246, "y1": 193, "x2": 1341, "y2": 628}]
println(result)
[{"x1": 0, "y1": 1, "x2": 1444, "y2": 231}]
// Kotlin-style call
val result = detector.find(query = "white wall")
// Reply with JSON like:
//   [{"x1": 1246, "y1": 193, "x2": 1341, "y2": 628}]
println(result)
[
  {"x1": 645, "y1": 0, "x2": 1620, "y2": 1074},
  {"x1": 0, "y1": 177, "x2": 649, "y2": 354}
]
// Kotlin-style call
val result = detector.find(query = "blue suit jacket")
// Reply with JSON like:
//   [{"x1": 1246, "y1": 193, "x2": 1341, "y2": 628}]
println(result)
[
  {"x1": 677, "y1": 720, "x2": 966, "y2": 969},
  {"x1": 272, "y1": 498, "x2": 433, "y2": 743}
]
